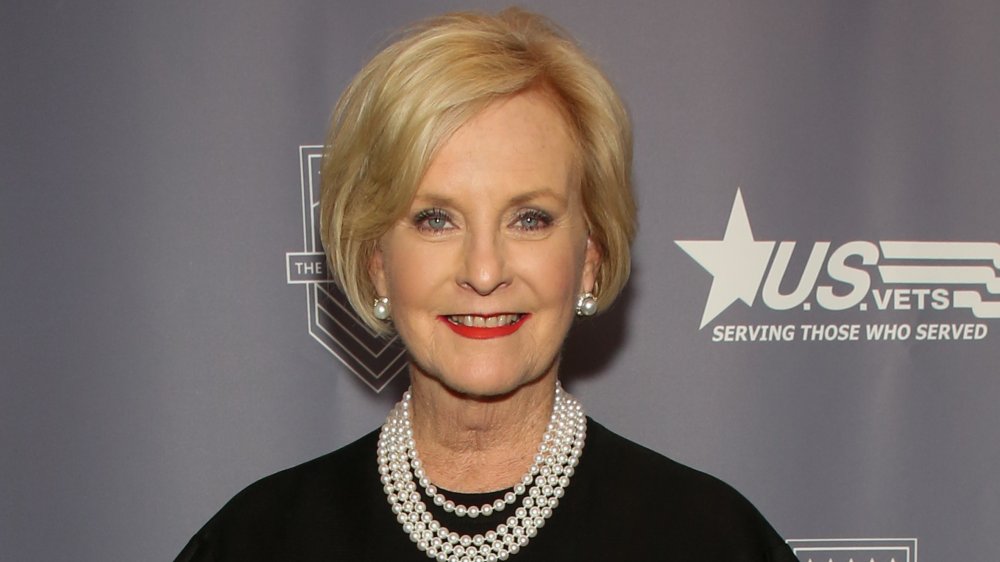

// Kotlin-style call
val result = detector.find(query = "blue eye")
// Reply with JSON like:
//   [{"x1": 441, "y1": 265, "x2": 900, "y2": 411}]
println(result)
[
  {"x1": 514, "y1": 209, "x2": 552, "y2": 231},
  {"x1": 414, "y1": 208, "x2": 452, "y2": 232}
]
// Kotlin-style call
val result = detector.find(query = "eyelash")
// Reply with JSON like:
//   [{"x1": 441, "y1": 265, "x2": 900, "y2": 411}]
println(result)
[
  {"x1": 512, "y1": 209, "x2": 553, "y2": 231},
  {"x1": 411, "y1": 208, "x2": 555, "y2": 233},
  {"x1": 413, "y1": 208, "x2": 452, "y2": 233}
]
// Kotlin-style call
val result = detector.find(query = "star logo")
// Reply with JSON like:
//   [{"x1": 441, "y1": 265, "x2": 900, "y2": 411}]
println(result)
[{"x1": 675, "y1": 189, "x2": 775, "y2": 328}]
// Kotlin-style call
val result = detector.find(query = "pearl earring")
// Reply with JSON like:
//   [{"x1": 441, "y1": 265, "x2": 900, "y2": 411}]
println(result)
[
  {"x1": 373, "y1": 297, "x2": 391, "y2": 321},
  {"x1": 575, "y1": 292, "x2": 598, "y2": 316}
]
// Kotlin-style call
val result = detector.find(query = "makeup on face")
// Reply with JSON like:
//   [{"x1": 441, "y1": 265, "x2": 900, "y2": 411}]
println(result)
[{"x1": 439, "y1": 313, "x2": 530, "y2": 339}]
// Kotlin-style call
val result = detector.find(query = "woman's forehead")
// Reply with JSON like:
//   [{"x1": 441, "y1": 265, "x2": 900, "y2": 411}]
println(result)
[{"x1": 413, "y1": 92, "x2": 579, "y2": 202}]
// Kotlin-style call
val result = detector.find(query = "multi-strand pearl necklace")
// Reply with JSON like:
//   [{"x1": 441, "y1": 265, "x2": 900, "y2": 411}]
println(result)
[{"x1": 377, "y1": 383, "x2": 587, "y2": 562}]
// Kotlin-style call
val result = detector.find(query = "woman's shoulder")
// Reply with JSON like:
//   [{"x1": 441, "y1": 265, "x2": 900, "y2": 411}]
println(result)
[
  {"x1": 573, "y1": 418, "x2": 797, "y2": 561},
  {"x1": 175, "y1": 429, "x2": 383, "y2": 562},
  {"x1": 219, "y1": 427, "x2": 379, "y2": 513},
  {"x1": 585, "y1": 417, "x2": 754, "y2": 504}
]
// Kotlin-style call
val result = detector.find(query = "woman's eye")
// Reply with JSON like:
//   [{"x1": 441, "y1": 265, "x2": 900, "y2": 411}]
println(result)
[
  {"x1": 414, "y1": 208, "x2": 452, "y2": 232},
  {"x1": 514, "y1": 209, "x2": 553, "y2": 231}
]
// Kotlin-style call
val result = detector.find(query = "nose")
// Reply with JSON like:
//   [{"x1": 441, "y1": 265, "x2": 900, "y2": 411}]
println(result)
[{"x1": 458, "y1": 228, "x2": 509, "y2": 296}]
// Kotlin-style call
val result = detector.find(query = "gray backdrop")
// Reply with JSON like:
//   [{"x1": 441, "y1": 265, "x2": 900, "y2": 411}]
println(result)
[{"x1": 3, "y1": 1, "x2": 998, "y2": 560}]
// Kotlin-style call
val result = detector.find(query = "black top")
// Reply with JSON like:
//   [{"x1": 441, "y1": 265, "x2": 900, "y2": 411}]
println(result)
[{"x1": 177, "y1": 419, "x2": 797, "y2": 561}]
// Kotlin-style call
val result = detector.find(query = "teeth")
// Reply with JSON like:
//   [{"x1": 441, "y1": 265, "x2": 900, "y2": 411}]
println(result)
[{"x1": 448, "y1": 314, "x2": 521, "y2": 328}]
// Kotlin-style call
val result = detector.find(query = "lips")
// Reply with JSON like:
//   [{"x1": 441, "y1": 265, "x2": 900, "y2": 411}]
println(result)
[{"x1": 439, "y1": 313, "x2": 529, "y2": 339}]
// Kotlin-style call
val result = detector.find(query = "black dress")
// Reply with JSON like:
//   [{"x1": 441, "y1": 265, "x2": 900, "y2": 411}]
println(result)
[{"x1": 176, "y1": 419, "x2": 798, "y2": 561}]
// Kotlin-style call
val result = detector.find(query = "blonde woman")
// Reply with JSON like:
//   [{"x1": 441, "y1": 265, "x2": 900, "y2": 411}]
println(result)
[{"x1": 177, "y1": 9, "x2": 797, "y2": 562}]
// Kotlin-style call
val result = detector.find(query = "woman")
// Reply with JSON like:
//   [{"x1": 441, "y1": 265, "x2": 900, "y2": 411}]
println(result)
[{"x1": 178, "y1": 8, "x2": 798, "y2": 562}]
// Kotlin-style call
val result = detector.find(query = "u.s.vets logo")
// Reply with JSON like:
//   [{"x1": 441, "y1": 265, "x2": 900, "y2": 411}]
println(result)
[
  {"x1": 677, "y1": 189, "x2": 998, "y2": 343},
  {"x1": 284, "y1": 145, "x2": 407, "y2": 392},
  {"x1": 787, "y1": 538, "x2": 918, "y2": 562}
]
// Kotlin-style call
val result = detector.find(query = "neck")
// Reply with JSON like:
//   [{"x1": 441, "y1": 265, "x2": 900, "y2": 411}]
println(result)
[{"x1": 408, "y1": 369, "x2": 558, "y2": 493}]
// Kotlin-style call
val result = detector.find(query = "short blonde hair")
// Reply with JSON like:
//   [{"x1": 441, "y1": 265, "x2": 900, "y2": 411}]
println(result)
[{"x1": 320, "y1": 8, "x2": 635, "y2": 334}]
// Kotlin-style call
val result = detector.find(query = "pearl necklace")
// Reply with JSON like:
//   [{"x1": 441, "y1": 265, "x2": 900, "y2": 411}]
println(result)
[{"x1": 377, "y1": 383, "x2": 587, "y2": 561}]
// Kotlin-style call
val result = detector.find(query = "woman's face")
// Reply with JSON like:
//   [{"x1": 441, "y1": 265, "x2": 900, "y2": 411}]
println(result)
[{"x1": 371, "y1": 90, "x2": 600, "y2": 398}]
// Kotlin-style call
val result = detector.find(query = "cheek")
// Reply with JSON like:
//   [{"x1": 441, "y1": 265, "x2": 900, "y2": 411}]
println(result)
[
  {"x1": 382, "y1": 240, "x2": 453, "y2": 308},
  {"x1": 517, "y1": 240, "x2": 586, "y2": 302}
]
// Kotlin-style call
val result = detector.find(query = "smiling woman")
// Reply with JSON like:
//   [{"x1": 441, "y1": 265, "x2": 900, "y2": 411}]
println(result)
[
  {"x1": 371, "y1": 91, "x2": 597, "y2": 401},
  {"x1": 320, "y1": 10, "x2": 634, "y2": 337},
  {"x1": 176, "y1": 8, "x2": 798, "y2": 562}
]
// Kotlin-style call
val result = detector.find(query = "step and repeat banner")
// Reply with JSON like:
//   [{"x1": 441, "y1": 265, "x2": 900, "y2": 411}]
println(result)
[{"x1": 3, "y1": 1, "x2": 997, "y2": 560}]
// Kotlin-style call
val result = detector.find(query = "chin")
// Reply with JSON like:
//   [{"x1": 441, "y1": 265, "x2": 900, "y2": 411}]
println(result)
[{"x1": 411, "y1": 357, "x2": 559, "y2": 400}]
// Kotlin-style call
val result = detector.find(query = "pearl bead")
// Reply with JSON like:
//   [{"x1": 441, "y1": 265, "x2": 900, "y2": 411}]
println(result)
[{"x1": 377, "y1": 382, "x2": 586, "y2": 561}]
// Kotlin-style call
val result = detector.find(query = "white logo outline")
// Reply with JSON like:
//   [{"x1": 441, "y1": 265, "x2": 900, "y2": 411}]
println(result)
[
  {"x1": 786, "y1": 537, "x2": 918, "y2": 562},
  {"x1": 285, "y1": 145, "x2": 407, "y2": 393},
  {"x1": 676, "y1": 189, "x2": 1000, "y2": 329}
]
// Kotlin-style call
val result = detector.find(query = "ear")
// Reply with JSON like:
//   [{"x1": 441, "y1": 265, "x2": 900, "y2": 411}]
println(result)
[
  {"x1": 581, "y1": 235, "x2": 602, "y2": 294},
  {"x1": 369, "y1": 242, "x2": 389, "y2": 297}
]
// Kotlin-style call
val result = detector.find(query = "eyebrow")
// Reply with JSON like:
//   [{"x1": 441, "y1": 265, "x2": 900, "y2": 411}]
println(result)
[
  {"x1": 412, "y1": 188, "x2": 567, "y2": 208},
  {"x1": 510, "y1": 188, "x2": 566, "y2": 207}
]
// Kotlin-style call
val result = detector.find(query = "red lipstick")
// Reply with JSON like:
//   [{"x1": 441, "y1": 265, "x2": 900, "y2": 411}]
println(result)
[{"x1": 439, "y1": 314, "x2": 529, "y2": 339}]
